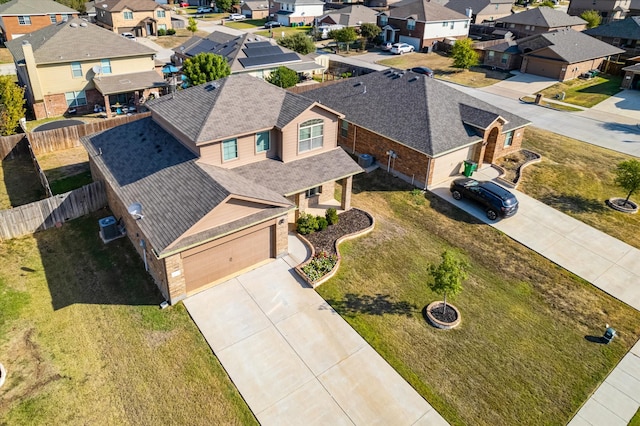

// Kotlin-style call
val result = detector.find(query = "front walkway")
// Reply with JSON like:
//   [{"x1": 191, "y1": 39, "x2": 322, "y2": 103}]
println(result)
[
  {"x1": 431, "y1": 166, "x2": 640, "y2": 425},
  {"x1": 184, "y1": 234, "x2": 447, "y2": 425}
]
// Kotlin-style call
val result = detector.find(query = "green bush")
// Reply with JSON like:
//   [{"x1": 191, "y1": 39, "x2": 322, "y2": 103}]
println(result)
[
  {"x1": 296, "y1": 212, "x2": 318, "y2": 235},
  {"x1": 157, "y1": 28, "x2": 167, "y2": 36},
  {"x1": 325, "y1": 208, "x2": 339, "y2": 225},
  {"x1": 301, "y1": 252, "x2": 338, "y2": 281},
  {"x1": 317, "y1": 216, "x2": 328, "y2": 231},
  {"x1": 167, "y1": 28, "x2": 176, "y2": 35}
]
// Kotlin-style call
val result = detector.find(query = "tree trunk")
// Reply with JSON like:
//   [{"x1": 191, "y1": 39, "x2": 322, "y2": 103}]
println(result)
[
  {"x1": 442, "y1": 293, "x2": 448, "y2": 315},
  {"x1": 625, "y1": 190, "x2": 633, "y2": 207}
]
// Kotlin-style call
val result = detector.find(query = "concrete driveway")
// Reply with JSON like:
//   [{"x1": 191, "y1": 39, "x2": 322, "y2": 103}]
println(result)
[
  {"x1": 587, "y1": 89, "x2": 640, "y2": 122},
  {"x1": 184, "y1": 238, "x2": 446, "y2": 425},
  {"x1": 479, "y1": 71, "x2": 558, "y2": 99}
]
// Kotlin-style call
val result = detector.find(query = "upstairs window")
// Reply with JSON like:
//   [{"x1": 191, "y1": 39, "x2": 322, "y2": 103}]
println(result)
[
  {"x1": 298, "y1": 119, "x2": 323, "y2": 153},
  {"x1": 222, "y1": 138, "x2": 238, "y2": 161},
  {"x1": 340, "y1": 119, "x2": 348, "y2": 137},
  {"x1": 442, "y1": 21, "x2": 448, "y2": 27},
  {"x1": 61, "y1": 14, "x2": 70, "y2": 21},
  {"x1": 71, "y1": 62, "x2": 82, "y2": 78},
  {"x1": 488, "y1": 50, "x2": 495, "y2": 58},
  {"x1": 50, "y1": 15, "x2": 57, "y2": 23},
  {"x1": 157, "y1": 10, "x2": 166, "y2": 18},
  {"x1": 124, "y1": 11, "x2": 133, "y2": 20},
  {"x1": 501, "y1": 53, "x2": 508, "y2": 64},
  {"x1": 256, "y1": 131, "x2": 270, "y2": 153},
  {"x1": 379, "y1": 15, "x2": 388, "y2": 25},
  {"x1": 18, "y1": 16, "x2": 31, "y2": 25},
  {"x1": 100, "y1": 59, "x2": 112, "y2": 74},
  {"x1": 407, "y1": 18, "x2": 415, "y2": 30}
]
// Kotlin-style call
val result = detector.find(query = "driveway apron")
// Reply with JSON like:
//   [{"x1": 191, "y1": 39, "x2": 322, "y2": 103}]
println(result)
[{"x1": 184, "y1": 241, "x2": 447, "y2": 425}]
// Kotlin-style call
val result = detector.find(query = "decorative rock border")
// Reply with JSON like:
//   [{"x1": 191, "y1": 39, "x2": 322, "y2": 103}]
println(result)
[
  {"x1": 0, "y1": 363, "x2": 6, "y2": 388},
  {"x1": 495, "y1": 149, "x2": 542, "y2": 189},
  {"x1": 424, "y1": 301, "x2": 461, "y2": 330},
  {"x1": 294, "y1": 208, "x2": 375, "y2": 288},
  {"x1": 606, "y1": 198, "x2": 639, "y2": 214}
]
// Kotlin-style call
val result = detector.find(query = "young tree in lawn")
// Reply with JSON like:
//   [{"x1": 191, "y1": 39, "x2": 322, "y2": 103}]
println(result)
[
  {"x1": 182, "y1": 53, "x2": 231, "y2": 86},
  {"x1": 216, "y1": 0, "x2": 233, "y2": 12},
  {"x1": 187, "y1": 17, "x2": 198, "y2": 35},
  {"x1": 428, "y1": 250, "x2": 467, "y2": 315},
  {"x1": 614, "y1": 159, "x2": 640, "y2": 207},
  {"x1": 359, "y1": 23, "x2": 381, "y2": 47},
  {"x1": 329, "y1": 27, "x2": 358, "y2": 52},
  {"x1": 0, "y1": 76, "x2": 25, "y2": 136},
  {"x1": 580, "y1": 10, "x2": 601, "y2": 28},
  {"x1": 451, "y1": 38, "x2": 479, "y2": 70},
  {"x1": 277, "y1": 32, "x2": 316, "y2": 55},
  {"x1": 265, "y1": 66, "x2": 299, "y2": 88}
]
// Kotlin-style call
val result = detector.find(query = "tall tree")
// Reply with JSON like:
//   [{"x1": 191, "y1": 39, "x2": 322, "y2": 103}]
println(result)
[
  {"x1": 428, "y1": 250, "x2": 466, "y2": 315},
  {"x1": 0, "y1": 76, "x2": 25, "y2": 136},
  {"x1": 277, "y1": 32, "x2": 316, "y2": 55},
  {"x1": 614, "y1": 159, "x2": 640, "y2": 207},
  {"x1": 580, "y1": 10, "x2": 601, "y2": 28},
  {"x1": 216, "y1": 0, "x2": 232, "y2": 12},
  {"x1": 181, "y1": 53, "x2": 231, "y2": 86},
  {"x1": 359, "y1": 23, "x2": 381, "y2": 44},
  {"x1": 187, "y1": 17, "x2": 198, "y2": 35},
  {"x1": 265, "y1": 66, "x2": 299, "y2": 88},
  {"x1": 451, "y1": 38, "x2": 479, "y2": 70},
  {"x1": 329, "y1": 27, "x2": 358, "y2": 52}
]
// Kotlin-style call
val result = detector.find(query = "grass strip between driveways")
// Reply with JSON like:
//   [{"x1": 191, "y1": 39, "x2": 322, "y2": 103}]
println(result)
[
  {"x1": 521, "y1": 127, "x2": 640, "y2": 251},
  {"x1": 0, "y1": 212, "x2": 256, "y2": 425},
  {"x1": 317, "y1": 170, "x2": 640, "y2": 426},
  {"x1": 536, "y1": 75, "x2": 623, "y2": 108}
]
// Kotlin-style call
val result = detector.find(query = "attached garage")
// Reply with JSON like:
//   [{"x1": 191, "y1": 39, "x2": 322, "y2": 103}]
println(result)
[
  {"x1": 399, "y1": 35, "x2": 420, "y2": 51},
  {"x1": 522, "y1": 58, "x2": 562, "y2": 79},
  {"x1": 182, "y1": 223, "x2": 275, "y2": 293},
  {"x1": 430, "y1": 146, "x2": 474, "y2": 184}
]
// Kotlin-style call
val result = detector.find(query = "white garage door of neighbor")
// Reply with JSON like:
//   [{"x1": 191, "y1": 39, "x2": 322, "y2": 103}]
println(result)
[
  {"x1": 431, "y1": 146, "x2": 473, "y2": 185},
  {"x1": 399, "y1": 36, "x2": 420, "y2": 51}
]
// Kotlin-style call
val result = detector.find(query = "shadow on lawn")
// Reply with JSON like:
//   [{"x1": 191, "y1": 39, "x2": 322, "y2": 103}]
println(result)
[
  {"x1": 601, "y1": 122, "x2": 640, "y2": 138},
  {"x1": 34, "y1": 210, "x2": 164, "y2": 310},
  {"x1": 585, "y1": 335, "x2": 609, "y2": 344},
  {"x1": 539, "y1": 193, "x2": 608, "y2": 214},
  {"x1": 323, "y1": 293, "x2": 417, "y2": 317},
  {"x1": 1, "y1": 140, "x2": 46, "y2": 208}
]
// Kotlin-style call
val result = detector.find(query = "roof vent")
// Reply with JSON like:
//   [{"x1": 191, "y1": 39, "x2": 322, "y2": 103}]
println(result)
[
  {"x1": 204, "y1": 82, "x2": 217, "y2": 91},
  {"x1": 80, "y1": 22, "x2": 87, "y2": 27},
  {"x1": 127, "y1": 202, "x2": 144, "y2": 220},
  {"x1": 21, "y1": 40, "x2": 30, "y2": 46},
  {"x1": 70, "y1": 22, "x2": 78, "y2": 28},
  {"x1": 409, "y1": 76, "x2": 420, "y2": 82}
]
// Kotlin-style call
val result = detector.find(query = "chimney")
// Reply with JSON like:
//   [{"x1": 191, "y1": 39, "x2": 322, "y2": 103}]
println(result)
[
  {"x1": 465, "y1": 7, "x2": 473, "y2": 18},
  {"x1": 21, "y1": 41, "x2": 44, "y2": 101}
]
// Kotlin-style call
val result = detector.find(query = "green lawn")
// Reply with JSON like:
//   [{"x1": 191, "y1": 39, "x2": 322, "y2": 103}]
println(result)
[
  {"x1": 225, "y1": 19, "x2": 265, "y2": 29},
  {"x1": 520, "y1": 96, "x2": 583, "y2": 111},
  {"x1": 0, "y1": 47, "x2": 14, "y2": 64},
  {"x1": 0, "y1": 154, "x2": 46, "y2": 209},
  {"x1": 520, "y1": 127, "x2": 640, "y2": 251},
  {"x1": 317, "y1": 170, "x2": 640, "y2": 425},
  {"x1": 536, "y1": 74, "x2": 623, "y2": 108},
  {"x1": 630, "y1": 408, "x2": 640, "y2": 426},
  {"x1": 0, "y1": 212, "x2": 256, "y2": 425},
  {"x1": 254, "y1": 26, "x2": 311, "y2": 38}
]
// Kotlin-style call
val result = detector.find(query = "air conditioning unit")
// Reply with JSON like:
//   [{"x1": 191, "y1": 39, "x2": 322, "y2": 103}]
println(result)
[{"x1": 99, "y1": 216, "x2": 119, "y2": 240}]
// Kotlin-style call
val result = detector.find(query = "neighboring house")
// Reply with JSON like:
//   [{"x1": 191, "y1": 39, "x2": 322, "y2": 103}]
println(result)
[
  {"x1": 301, "y1": 70, "x2": 530, "y2": 188},
  {"x1": 518, "y1": 29, "x2": 624, "y2": 80},
  {"x1": 95, "y1": 0, "x2": 172, "y2": 37},
  {"x1": 482, "y1": 40, "x2": 522, "y2": 70},
  {"x1": 377, "y1": 0, "x2": 471, "y2": 52},
  {"x1": 173, "y1": 31, "x2": 326, "y2": 79},
  {"x1": 621, "y1": 61, "x2": 640, "y2": 89},
  {"x1": 85, "y1": 1, "x2": 97, "y2": 21},
  {"x1": 494, "y1": 7, "x2": 587, "y2": 38},
  {"x1": 442, "y1": 0, "x2": 513, "y2": 24},
  {"x1": 241, "y1": 0, "x2": 270, "y2": 18},
  {"x1": 317, "y1": 4, "x2": 379, "y2": 27},
  {"x1": 80, "y1": 74, "x2": 362, "y2": 304},
  {"x1": 269, "y1": 0, "x2": 325, "y2": 26},
  {"x1": 584, "y1": 16, "x2": 640, "y2": 58},
  {"x1": 6, "y1": 18, "x2": 163, "y2": 119},
  {"x1": 0, "y1": 0, "x2": 78, "y2": 41},
  {"x1": 567, "y1": 0, "x2": 629, "y2": 24}
]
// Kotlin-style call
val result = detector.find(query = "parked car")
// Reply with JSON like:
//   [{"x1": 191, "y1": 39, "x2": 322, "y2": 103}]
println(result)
[
  {"x1": 179, "y1": 2, "x2": 189, "y2": 6},
  {"x1": 196, "y1": 6, "x2": 213, "y2": 13},
  {"x1": 410, "y1": 66, "x2": 434, "y2": 77},
  {"x1": 381, "y1": 41, "x2": 393, "y2": 51},
  {"x1": 390, "y1": 43, "x2": 414, "y2": 55},
  {"x1": 264, "y1": 21, "x2": 282, "y2": 28},
  {"x1": 228, "y1": 13, "x2": 245, "y2": 20},
  {"x1": 121, "y1": 32, "x2": 136, "y2": 41},
  {"x1": 449, "y1": 178, "x2": 519, "y2": 220}
]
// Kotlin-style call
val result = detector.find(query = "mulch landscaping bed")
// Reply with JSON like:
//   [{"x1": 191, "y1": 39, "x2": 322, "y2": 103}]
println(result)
[
  {"x1": 302, "y1": 209, "x2": 371, "y2": 255},
  {"x1": 495, "y1": 149, "x2": 539, "y2": 183},
  {"x1": 429, "y1": 303, "x2": 458, "y2": 323}
]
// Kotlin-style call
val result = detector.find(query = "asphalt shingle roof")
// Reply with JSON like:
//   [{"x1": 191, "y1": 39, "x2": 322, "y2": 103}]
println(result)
[
  {"x1": 584, "y1": 16, "x2": 640, "y2": 40},
  {"x1": 444, "y1": 0, "x2": 513, "y2": 16},
  {"x1": 93, "y1": 70, "x2": 166, "y2": 95},
  {"x1": 0, "y1": 0, "x2": 78, "y2": 15},
  {"x1": 81, "y1": 117, "x2": 293, "y2": 256},
  {"x1": 145, "y1": 74, "x2": 316, "y2": 144},
  {"x1": 95, "y1": 0, "x2": 161, "y2": 12},
  {"x1": 319, "y1": 5, "x2": 379, "y2": 26},
  {"x1": 302, "y1": 71, "x2": 530, "y2": 157},
  {"x1": 5, "y1": 18, "x2": 155, "y2": 64},
  {"x1": 385, "y1": 0, "x2": 469, "y2": 21},
  {"x1": 496, "y1": 6, "x2": 586, "y2": 27},
  {"x1": 519, "y1": 29, "x2": 625, "y2": 63}
]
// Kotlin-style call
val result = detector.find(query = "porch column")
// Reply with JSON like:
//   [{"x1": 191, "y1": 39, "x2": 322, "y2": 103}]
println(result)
[
  {"x1": 134, "y1": 91, "x2": 140, "y2": 113},
  {"x1": 340, "y1": 176, "x2": 352, "y2": 211},
  {"x1": 294, "y1": 193, "x2": 302, "y2": 222},
  {"x1": 104, "y1": 94, "x2": 112, "y2": 118}
]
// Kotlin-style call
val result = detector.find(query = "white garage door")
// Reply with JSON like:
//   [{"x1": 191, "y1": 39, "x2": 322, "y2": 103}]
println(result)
[
  {"x1": 431, "y1": 146, "x2": 474, "y2": 185},
  {"x1": 399, "y1": 36, "x2": 420, "y2": 51}
]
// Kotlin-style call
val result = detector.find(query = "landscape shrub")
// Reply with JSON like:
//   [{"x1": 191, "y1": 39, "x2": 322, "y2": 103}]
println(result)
[
  {"x1": 317, "y1": 216, "x2": 328, "y2": 231},
  {"x1": 167, "y1": 28, "x2": 176, "y2": 35},
  {"x1": 325, "y1": 208, "x2": 339, "y2": 225},
  {"x1": 296, "y1": 212, "x2": 318, "y2": 234},
  {"x1": 301, "y1": 252, "x2": 338, "y2": 281},
  {"x1": 158, "y1": 28, "x2": 167, "y2": 36}
]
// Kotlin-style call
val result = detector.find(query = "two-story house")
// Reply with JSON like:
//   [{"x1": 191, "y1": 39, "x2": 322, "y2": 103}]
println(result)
[
  {"x1": 269, "y1": 0, "x2": 324, "y2": 26},
  {"x1": 567, "y1": 0, "x2": 630, "y2": 24},
  {"x1": 495, "y1": 7, "x2": 587, "y2": 38},
  {"x1": 6, "y1": 18, "x2": 163, "y2": 119},
  {"x1": 584, "y1": 16, "x2": 640, "y2": 59},
  {"x1": 442, "y1": 0, "x2": 513, "y2": 24},
  {"x1": 377, "y1": 0, "x2": 471, "y2": 52},
  {"x1": 80, "y1": 73, "x2": 362, "y2": 304},
  {"x1": 95, "y1": 0, "x2": 172, "y2": 37},
  {"x1": 0, "y1": 0, "x2": 78, "y2": 41}
]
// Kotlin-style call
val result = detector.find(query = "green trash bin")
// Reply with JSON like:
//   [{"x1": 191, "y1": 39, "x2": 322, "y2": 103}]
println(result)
[{"x1": 463, "y1": 160, "x2": 477, "y2": 177}]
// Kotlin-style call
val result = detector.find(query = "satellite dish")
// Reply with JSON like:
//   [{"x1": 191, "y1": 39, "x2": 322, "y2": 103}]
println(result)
[
  {"x1": 92, "y1": 65, "x2": 102, "y2": 74},
  {"x1": 127, "y1": 202, "x2": 144, "y2": 219}
]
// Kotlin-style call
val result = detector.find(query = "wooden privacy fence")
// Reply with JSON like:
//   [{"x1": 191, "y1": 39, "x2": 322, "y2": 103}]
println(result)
[
  {"x1": 0, "y1": 134, "x2": 27, "y2": 160},
  {"x1": 27, "y1": 112, "x2": 151, "y2": 155},
  {"x1": 0, "y1": 181, "x2": 107, "y2": 240}
]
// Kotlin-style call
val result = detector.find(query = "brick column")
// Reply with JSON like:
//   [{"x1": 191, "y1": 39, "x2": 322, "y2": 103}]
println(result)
[{"x1": 341, "y1": 176, "x2": 352, "y2": 211}]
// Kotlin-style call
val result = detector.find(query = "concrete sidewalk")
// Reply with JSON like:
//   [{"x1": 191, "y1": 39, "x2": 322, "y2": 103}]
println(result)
[
  {"x1": 431, "y1": 167, "x2": 640, "y2": 425},
  {"x1": 184, "y1": 234, "x2": 447, "y2": 425}
]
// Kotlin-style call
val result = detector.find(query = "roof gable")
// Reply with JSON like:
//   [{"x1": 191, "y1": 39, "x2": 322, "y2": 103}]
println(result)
[
  {"x1": 496, "y1": 6, "x2": 586, "y2": 27},
  {"x1": 388, "y1": 0, "x2": 469, "y2": 21},
  {"x1": 518, "y1": 29, "x2": 625, "y2": 63},
  {"x1": 584, "y1": 16, "x2": 640, "y2": 39}
]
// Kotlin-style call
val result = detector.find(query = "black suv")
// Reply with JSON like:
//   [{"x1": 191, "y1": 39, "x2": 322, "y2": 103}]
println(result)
[{"x1": 449, "y1": 178, "x2": 518, "y2": 220}]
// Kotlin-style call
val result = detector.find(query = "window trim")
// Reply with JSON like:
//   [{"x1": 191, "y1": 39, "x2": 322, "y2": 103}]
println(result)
[
  {"x1": 340, "y1": 119, "x2": 348, "y2": 138},
  {"x1": 71, "y1": 62, "x2": 82, "y2": 78},
  {"x1": 65, "y1": 90, "x2": 87, "y2": 107},
  {"x1": 157, "y1": 9, "x2": 166, "y2": 18},
  {"x1": 123, "y1": 11, "x2": 133, "y2": 20},
  {"x1": 503, "y1": 131, "x2": 513, "y2": 147},
  {"x1": 222, "y1": 138, "x2": 238, "y2": 161},
  {"x1": 256, "y1": 131, "x2": 270, "y2": 153},
  {"x1": 18, "y1": 16, "x2": 31, "y2": 25},
  {"x1": 100, "y1": 59, "x2": 112, "y2": 74},
  {"x1": 298, "y1": 118, "x2": 324, "y2": 153},
  {"x1": 407, "y1": 18, "x2": 415, "y2": 30},
  {"x1": 379, "y1": 15, "x2": 388, "y2": 25},
  {"x1": 305, "y1": 186, "x2": 322, "y2": 198},
  {"x1": 50, "y1": 15, "x2": 57, "y2": 23}
]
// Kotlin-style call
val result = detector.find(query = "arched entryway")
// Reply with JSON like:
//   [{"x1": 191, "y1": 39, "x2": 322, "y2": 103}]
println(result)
[{"x1": 483, "y1": 127, "x2": 500, "y2": 164}]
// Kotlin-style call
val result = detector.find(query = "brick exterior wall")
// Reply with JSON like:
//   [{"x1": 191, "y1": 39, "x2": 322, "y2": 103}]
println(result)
[
  {"x1": 484, "y1": 51, "x2": 522, "y2": 71},
  {"x1": 1, "y1": 14, "x2": 79, "y2": 41},
  {"x1": 275, "y1": 213, "x2": 289, "y2": 257},
  {"x1": 33, "y1": 89, "x2": 102, "y2": 119}
]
